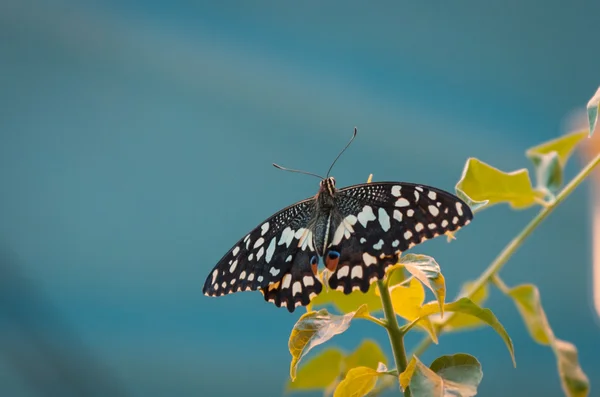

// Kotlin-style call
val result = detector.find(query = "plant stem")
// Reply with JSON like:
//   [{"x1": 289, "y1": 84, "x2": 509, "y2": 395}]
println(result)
[
  {"x1": 412, "y1": 152, "x2": 600, "y2": 357},
  {"x1": 377, "y1": 280, "x2": 412, "y2": 397}
]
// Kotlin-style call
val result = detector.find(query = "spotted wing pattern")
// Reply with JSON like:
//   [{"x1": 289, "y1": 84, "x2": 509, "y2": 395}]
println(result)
[
  {"x1": 326, "y1": 182, "x2": 473, "y2": 293},
  {"x1": 202, "y1": 199, "x2": 323, "y2": 312}
]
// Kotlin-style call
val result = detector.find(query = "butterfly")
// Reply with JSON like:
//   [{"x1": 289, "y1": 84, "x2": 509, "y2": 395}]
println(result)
[{"x1": 202, "y1": 129, "x2": 473, "y2": 312}]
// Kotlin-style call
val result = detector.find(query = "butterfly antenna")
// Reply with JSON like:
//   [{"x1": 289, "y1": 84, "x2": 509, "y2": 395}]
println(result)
[
  {"x1": 326, "y1": 127, "x2": 357, "y2": 178},
  {"x1": 272, "y1": 163, "x2": 324, "y2": 180}
]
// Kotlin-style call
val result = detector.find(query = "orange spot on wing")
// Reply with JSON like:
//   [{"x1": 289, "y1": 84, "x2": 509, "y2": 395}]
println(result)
[{"x1": 325, "y1": 255, "x2": 339, "y2": 272}]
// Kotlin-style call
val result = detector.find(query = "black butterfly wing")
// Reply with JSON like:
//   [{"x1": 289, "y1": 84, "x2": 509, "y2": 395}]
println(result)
[
  {"x1": 326, "y1": 182, "x2": 473, "y2": 294},
  {"x1": 202, "y1": 198, "x2": 323, "y2": 312}
]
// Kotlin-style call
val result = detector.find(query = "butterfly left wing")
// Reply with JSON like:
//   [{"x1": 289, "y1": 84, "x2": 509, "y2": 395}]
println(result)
[
  {"x1": 202, "y1": 199, "x2": 323, "y2": 312},
  {"x1": 325, "y1": 182, "x2": 473, "y2": 294}
]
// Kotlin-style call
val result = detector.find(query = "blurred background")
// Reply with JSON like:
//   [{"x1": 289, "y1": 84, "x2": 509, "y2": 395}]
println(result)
[{"x1": 1, "y1": 1, "x2": 599, "y2": 396}]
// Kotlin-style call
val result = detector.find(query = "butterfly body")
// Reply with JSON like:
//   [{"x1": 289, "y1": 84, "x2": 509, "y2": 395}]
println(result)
[{"x1": 203, "y1": 176, "x2": 473, "y2": 312}]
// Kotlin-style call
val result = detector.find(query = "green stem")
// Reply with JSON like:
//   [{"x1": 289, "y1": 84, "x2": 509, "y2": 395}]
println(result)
[
  {"x1": 377, "y1": 280, "x2": 412, "y2": 397},
  {"x1": 411, "y1": 152, "x2": 600, "y2": 357}
]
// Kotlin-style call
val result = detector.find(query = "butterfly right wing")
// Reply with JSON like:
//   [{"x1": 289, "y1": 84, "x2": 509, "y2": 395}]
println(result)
[{"x1": 202, "y1": 198, "x2": 323, "y2": 312}]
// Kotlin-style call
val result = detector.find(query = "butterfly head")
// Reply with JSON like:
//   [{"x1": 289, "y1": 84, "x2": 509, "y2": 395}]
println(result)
[{"x1": 319, "y1": 177, "x2": 337, "y2": 197}]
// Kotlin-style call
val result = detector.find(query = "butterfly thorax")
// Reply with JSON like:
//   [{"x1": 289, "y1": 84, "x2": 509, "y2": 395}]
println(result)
[{"x1": 310, "y1": 177, "x2": 343, "y2": 257}]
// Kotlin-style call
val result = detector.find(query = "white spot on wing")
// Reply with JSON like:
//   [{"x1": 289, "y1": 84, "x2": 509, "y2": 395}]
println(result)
[
  {"x1": 232, "y1": 246, "x2": 240, "y2": 256},
  {"x1": 337, "y1": 266, "x2": 349, "y2": 278},
  {"x1": 392, "y1": 240, "x2": 399, "y2": 247},
  {"x1": 211, "y1": 269, "x2": 218, "y2": 285},
  {"x1": 360, "y1": 237, "x2": 366, "y2": 244},
  {"x1": 266, "y1": 238, "x2": 276, "y2": 263},
  {"x1": 428, "y1": 223, "x2": 437, "y2": 229},
  {"x1": 362, "y1": 253, "x2": 377, "y2": 266},
  {"x1": 240, "y1": 271, "x2": 246, "y2": 279},
  {"x1": 357, "y1": 206, "x2": 376, "y2": 227},
  {"x1": 351, "y1": 266, "x2": 363, "y2": 279},
  {"x1": 257, "y1": 275, "x2": 263, "y2": 282},
  {"x1": 428, "y1": 205, "x2": 440, "y2": 216},
  {"x1": 391, "y1": 185, "x2": 402, "y2": 197},
  {"x1": 456, "y1": 202, "x2": 464, "y2": 216},
  {"x1": 453, "y1": 216, "x2": 459, "y2": 224},
  {"x1": 261, "y1": 222, "x2": 270, "y2": 235},
  {"x1": 393, "y1": 210, "x2": 403, "y2": 222},
  {"x1": 373, "y1": 239, "x2": 384, "y2": 250},
  {"x1": 378, "y1": 208, "x2": 391, "y2": 232},
  {"x1": 292, "y1": 281, "x2": 302, "y2": 296},
  {"x1": 253, "y1": 237, "x2": 265, "y2": 249},
  {"x1": 415, "y1": 186, "x2": 424, "y2": 192},
  {"x1": 256, "y1": 247, "x2": 265, "y2": 260},
  {"x1": 407, "y1": 209, "x2": 414, "y2": 217},
  {"x1": 303, "y1": 276, "x2": 314, "y2": 286},
  {"x1": 269, "y1": 267, "x2": 280, "y2": 277},
  {"x1": 248, "y1": 273, "x2": 255, "y2": 281},
  {"x1": 441, "y1": 220, "x2": 449, "y2": 228},
  {"x1": 428, "y1": 191, "x2": 437, "y2": 200},
  {"x1": 415, "y1": 223, "x2": 424, "y2": 232},
  {"x1": 282, "y1": 274, "x2": 292, "y2": 289},
  {"x1": 414, "y1": 191, "x2": 420, "y2": 201},
  {"x1": 286, "y1": 255, "x2": 293, "y2": 262},
  {"x1": 279, "y1": 227, "x2": 294, "y2": 248},
  {"x1": 229, "y1": 260, "x2": 238, "y2": 273},
  {"x1": 395, "y1": 198, "x2": 410, "y2": 207},
  {"x1": 404, "y1": 230, "x2": 413, "y2": 240}
]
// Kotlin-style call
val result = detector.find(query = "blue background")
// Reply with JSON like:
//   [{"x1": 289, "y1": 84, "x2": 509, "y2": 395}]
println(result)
[{"x1": 1, "y1": 1, "x2": 599, "y2": 396}]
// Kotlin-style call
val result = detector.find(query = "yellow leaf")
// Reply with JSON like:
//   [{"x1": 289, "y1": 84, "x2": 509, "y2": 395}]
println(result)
[
  {"x1": 554, "y1": 339, "x2": 590, "y2": 397},
  {"x1": 399, "y1": 356, "x2": 417, "y2": 391},
  {"x1": 289, "y1": 305, "x2": 369, "y2": 380},
  {"x1": 389, "y1": 278, "x2": 438, "y2": 343},
  {"x1": 455, "y1": 157, "x2": 544, "y2": 210},
  {"x1": 310, "y1": 282, "x2": 382, "y2": 314},
  {"x1": 287, "y1": 348, "x2": 344, "y2": 391},
  {"x1": 400, "y1": 254, "x2": 446, "y2": 316},
  {"x1": 333, "y1": 367, "x2": 380, "y2": 397}
]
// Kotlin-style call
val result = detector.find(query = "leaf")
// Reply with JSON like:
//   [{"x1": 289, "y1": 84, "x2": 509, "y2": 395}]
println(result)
[
  {"x1": 310, "y1": 282, "x2": 383, "y2": 314},
  {"x1": 455, "y1": 157, "x2": 544, "y2": 210},
  {"x1": 416, "y1": 298, "x2": 515, "y2": 367},
  {"x1": 441, "y1": 281, "x2": 489, "y2": 332},
  {"x1": 402, "y1": 354, "x2": 482, "y2": 397},
  {"x1": 554, "y1": 339, "x2": 590, "y2": 397},
  {"x1": 342, "y1": 339, "x2": 387, "y2": 374},
  {"x1": 287, "y1": 348, "x2": 344, "y2": 391},
  {"x1": 525, "y1": 131, "x2": 588, "y2": 195},
  {"x1": 333, "y1": 365, "x2": 389, "y2": 397},
  {"x1": 400, "y1": 254, "x2": 446, "y2": 315},
  {"x1": 507, "y1": 284, "x2": 552, "y2": 345},
  {"x1": 388, "y1": 278, "x2": 438, "y2": 343},
  {"x1": 587, "y1": 86, "x2": 600, "y2": 137},
  {"x1": 505, "y1": 284, "x2": 589, "y2": 397},
  {"x1": 289, "y1": 305, "x2": 370, "y2": 380}
]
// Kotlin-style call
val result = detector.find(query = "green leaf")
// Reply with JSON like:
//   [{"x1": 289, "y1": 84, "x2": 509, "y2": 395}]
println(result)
[
  {"x1": 440, "y1": 281, "x2": 489, "y2": 332},
  {"x1": 455, "y1": 157, "x2": 544, "y2": 210},
  {"x1": 554, "y1": 339, "x2": 590, "y2": 397},
  {"x1": 400, "y1": 254, "x2": 446, "y2": 315},
  {"x1": 525, "y1": 130, "x2": 588, "y2": 195},
  {"x1": 289, "y1": 305, "x2": 369, "y2": 380},
  {"x1": 342, "y1": 339, "x2": 387, "y2": 374},
  {"x1": 402, "y1": 354, "x2": 483, "y2": 397},
  {"x1": 504, "y1": 284, "x2": 589, "y2": 397},
  {"x1": 416, "y1": 298, "x2": 516, "y2": 367},
  {"x1": 287, "y1": 348, "x2": 344, "y2": 391},
  {"x1": 587, "y1": 86, "x2": 600, "y2": 137},
  {"x1": 333, "y1": 365, "x2": 388, "y2": 397}
]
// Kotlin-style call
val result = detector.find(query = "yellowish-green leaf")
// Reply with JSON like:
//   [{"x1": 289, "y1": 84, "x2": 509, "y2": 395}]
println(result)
[
  {"x1": 287, "y1": 348, "x2": 344, "y2": 391},
  {"x1": 342, "y1": 339, "x2": 387, "y2": 374},
  {"x1": 554, "y1": 339, "x2": 590, "y2": 397},
  {"x1": 587, "y1": 86, "x2": 600, "y2": 137},
  {"x1": 388, "y1": 278, "x2": 438, "y2": 343},
  {"x1": 455, "y1": 157, "x2": 544, "y2": 210},
  {"x1": 507, "y1": 284, "x2": 553, "y2": 345},
  {"x1": 405, "y1": 355, "x2": 482, "y2": 397},
  {"x1": 416, "y1": 298, "x2": 515, "y2": 367},
  {"x1": 525, "y1": 130, "x2": 588, "y2": 195},
  {"x1": 400, "y1": 254, "x2": 446, "y2": 315},
  {"x1": 503, "y1": 283, "x2": 589, "y2": 397},
  {"x1": 441, "y1": 281, "x2": 489, "y2": 332},
  {"x1": 310, "y1": 282, "x2": 383, "y2": 314},
  {"x1": 333, "y1": 366, "x2": 386, "y2": 397},
  {"x1": 526, "y1": 130, "x2": 588, "y2": 167},
  {"x1": 399, "y1": 356, "x2": 417, "y2": 391},
  {"x1": 289, "y1": 305, "x2": 369, "y2": 380}
]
